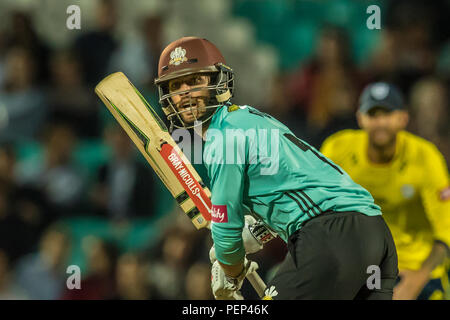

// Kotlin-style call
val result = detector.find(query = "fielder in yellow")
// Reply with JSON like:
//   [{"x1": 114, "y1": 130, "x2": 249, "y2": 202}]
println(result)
[{"x1": 321, "y1": 82, "x2": 450, "y2": 300}]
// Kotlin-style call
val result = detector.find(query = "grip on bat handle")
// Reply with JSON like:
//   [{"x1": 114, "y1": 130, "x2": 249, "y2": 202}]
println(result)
[
  {"x1": 207, "y1": 222, "x2": 267, "y2": 299},
  {"x1": 246, "y1": 271, "x2": 267, "y2": 299}
]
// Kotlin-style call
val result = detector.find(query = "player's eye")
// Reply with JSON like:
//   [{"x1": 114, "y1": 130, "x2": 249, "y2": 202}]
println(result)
[
  {"x1": 195, "y1": 75, "x2": 205, "y2": 84},
  {"x1": 188, "y1": 75, "x2": 207, "y2": 86},
  {"x1": 169, "y1": 81, "x2": 181, "y2": 92},
  {"x1": 170, "y1": 75, "x2": 207, "y2": 92},
  {"x1": 184, "y1": 75, "x2": 198, "y2": 86}
]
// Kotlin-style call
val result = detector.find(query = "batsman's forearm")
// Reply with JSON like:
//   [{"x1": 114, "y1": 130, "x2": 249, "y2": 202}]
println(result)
[{"x1": 420, "y1": 241, "x2": 449, "y2": 274}]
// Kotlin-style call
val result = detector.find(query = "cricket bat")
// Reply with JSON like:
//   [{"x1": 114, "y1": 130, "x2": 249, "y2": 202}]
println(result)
[{"x1": 95, "y1": 72, "x2": 267, "y2": 299}]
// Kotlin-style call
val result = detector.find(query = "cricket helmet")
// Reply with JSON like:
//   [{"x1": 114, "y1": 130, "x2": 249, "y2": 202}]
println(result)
[{"x1": 154, "y1": 37, "x2": 234, "y2": 131}]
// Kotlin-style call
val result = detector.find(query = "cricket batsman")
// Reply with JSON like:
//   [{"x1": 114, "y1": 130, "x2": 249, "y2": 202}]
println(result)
[
  {"x1": 321, "y1": 82, "x2": 450, "y2": 300},
  {"x1": 154, "y1": 37, "x2": 398, "y2": 300}
]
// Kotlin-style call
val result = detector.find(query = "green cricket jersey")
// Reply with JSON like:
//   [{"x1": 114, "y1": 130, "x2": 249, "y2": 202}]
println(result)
[{"x1": 204, "y1": 105, "x2": 381, "y2": 265}]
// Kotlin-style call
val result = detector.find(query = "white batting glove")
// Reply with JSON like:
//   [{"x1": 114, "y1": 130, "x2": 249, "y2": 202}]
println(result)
[
  {"x1": 242, "y1": 215, "x2": 264, "y2": 254},
  {"x1": 211, "y1": 258, "x2": 259, "y2": 300},
  {"x1": 209, "y1": 245, "x2": 218, "y2": 264},
  {"x1": 209, "y1": 215, "x2": 276, "y2": 263}
]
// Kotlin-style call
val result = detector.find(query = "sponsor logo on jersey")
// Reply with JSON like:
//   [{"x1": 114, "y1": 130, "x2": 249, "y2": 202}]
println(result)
[
  {"x1": 211, "y1": 205, "x2": 228, "y2": 223},
  {"x1": 440, "y1": 187, "x2": 450, "y2": 201},
  {"x1": 169, "y1": 47, "x2": 188, "y2": 66},
  {"x1": 227, "y1": 104, "x2": 239, "y2": 112}
]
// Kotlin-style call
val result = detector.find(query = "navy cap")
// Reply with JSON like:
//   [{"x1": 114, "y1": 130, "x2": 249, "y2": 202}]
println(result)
[{"x1": 358, "y1": 82, "x2": 405, "y2": 113}]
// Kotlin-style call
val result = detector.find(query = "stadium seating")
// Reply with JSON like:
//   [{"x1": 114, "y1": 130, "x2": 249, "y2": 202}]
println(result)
[{"x1": 232, "y1": 0, "x2": 385, "y2": 69}]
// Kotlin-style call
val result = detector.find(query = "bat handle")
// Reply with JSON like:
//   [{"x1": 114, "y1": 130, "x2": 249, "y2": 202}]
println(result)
[{"x1": 246, "y1": 271, "x2": 267, "y2": 299}]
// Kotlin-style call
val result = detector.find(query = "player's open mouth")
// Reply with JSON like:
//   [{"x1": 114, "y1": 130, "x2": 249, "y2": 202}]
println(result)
[
  {"x1": 180, "y1": 103, "x2": 196, "y2": 110},
  {"x1": 178, "y1": 103, "x2": 199, "y2": 118}
]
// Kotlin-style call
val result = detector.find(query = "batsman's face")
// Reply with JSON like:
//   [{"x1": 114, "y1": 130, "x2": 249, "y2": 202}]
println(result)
[
  {"x1": 357, "y1": 108, "x2": 409, "y2": 148},
  {"x1": 168, "y1": 74, "x2": 210, "y2": 124}
]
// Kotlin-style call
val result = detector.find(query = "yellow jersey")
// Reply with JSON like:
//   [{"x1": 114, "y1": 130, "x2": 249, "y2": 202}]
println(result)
[{"x1": 321, "y1": 130, "x2": 450, "y2": 278}]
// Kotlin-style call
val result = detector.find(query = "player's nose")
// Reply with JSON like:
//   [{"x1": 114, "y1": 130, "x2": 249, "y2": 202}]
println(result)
[
  {"x1": 179, "y1": 83, "x2": 191, "y2": 95},
  {"x1": 369, "y1": 113, "x2": 390, "y2": 125}
]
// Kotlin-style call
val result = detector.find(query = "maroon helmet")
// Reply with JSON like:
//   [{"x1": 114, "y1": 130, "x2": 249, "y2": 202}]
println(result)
[{"x1": 154, "y1": 37, "x2": 234, "y2": 131}]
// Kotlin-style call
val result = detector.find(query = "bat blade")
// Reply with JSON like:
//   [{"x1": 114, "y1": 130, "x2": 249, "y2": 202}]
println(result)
[{"x1": 95, "y1": 72, "x2": 210, "y2": 229}]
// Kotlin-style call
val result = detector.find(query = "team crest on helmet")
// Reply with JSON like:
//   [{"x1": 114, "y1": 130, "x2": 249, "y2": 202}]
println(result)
[{"x1": 169, "y1": 47, "x2": 188, "y2": 66}]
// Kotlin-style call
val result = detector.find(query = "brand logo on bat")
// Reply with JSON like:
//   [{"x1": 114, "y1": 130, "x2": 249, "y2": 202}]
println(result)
[
  {"x1": 168, "y1": 151, "x2": 200, "y2": 195},
  {"x1": 211, "y1": 205, "x2": 228, "y2": 223}
]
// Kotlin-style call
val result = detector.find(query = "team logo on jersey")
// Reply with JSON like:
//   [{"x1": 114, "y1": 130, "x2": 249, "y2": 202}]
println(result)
[
  {"x1": 227, "y1": 104, "x2": 239, "y2": 112},
  {"x1": 371, "y1": 83, "x2": 390, "y2": 100},
  {"x1": 211, "y1": 205, "x2": 228, "y2": 223},
  {"x1": 440, "y1": 187, "x2": 450, "y2": 201},
  {"x1": 169, "y1": 47, "x2": 188, "y2": 66},
  {"x1": 401, "y1": 184, "x2": 415, "y2": 199},
  {"x1": 262, "y1": 286, "x2": 278, "y2": 300}
]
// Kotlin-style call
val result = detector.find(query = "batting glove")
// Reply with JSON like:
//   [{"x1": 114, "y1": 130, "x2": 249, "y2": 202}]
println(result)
[
  {"x1": 211, "y1": 258, "x2": 259, "y2": 300},
  {"x1": 209, "y1": 215, "x2": 276, "y2": 263}
]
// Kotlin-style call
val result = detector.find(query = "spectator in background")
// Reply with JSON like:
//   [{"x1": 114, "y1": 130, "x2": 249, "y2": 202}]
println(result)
[
  {"x1": 0, "y1": 29, "x2": 6, "y2": 94},
  {"x1": 3, "y1": 11, "x2": 51, "y2": 84},
  {"x1": 367, "y1": 25, "x2": 435, "y2": 94},
  {"x1": 0, "y1": 144, "x2": 16, "y2": 193},
  {"x1": 73, "y1": 0, "x2": 118, "y2": 86},
  {"x1": 0, "y1": 46, "x2": 47, "y2": 144},
  {"x1": 365, "y1": 29, "x2": 398, "y2": 83},
  {"x1": 62, "y1": 236, "x2": 118, "y2": 300},
  {"x1": 312, "y1": 77, "x2": 359, "y2": 147},
  {"x1": 184, "y1": 262, "x2": 214, "y2": 300},
  {"x1": 409, "y1": 77, "x2": 450, "y2": 164},
  {"x1": 0, "y1": 145, "x2": 51, "y2": 263},
  {"x1": 141, "y1": 16, "x2": 163, "y2": 81},
  {"x1": 91, "y1": 124, "x2": 156, "y2": 221},
  {"x1": 284, "y1": 25, "x2": 361, "y2": 147},
  {"x1": 6, "y1": 186, "x2": 53, "y2": 263},
  {"x1": 108, "y1": 15, "x2": 163, "y2": 88},
  {"x1": 367, "y1": 0, "x2": 449, "y2": 93},
  {"x1": 17, "y1": 123, "x2": 86, "y2": 216},
  {"x1": 48, "y1": 50, "x2": 100, "y2": 138},
  {"x1": 15, "y1": 224, "x2": 71, "y2": 300},
  {"x1": 0, "y1": 185, "x2": 14, "y2": 256},
  {"x1": 265, "y1": 74, "x2": 291, "y2": 122},
  {"x1": 114, "y1": 252, "x2": 157, "y2": 300},
  {"x1": 147, "y1": 225, "x2": 198, "y2": 299},
  {"x1": 0, "y1": 249, "x2": 27, "y2": 299}
]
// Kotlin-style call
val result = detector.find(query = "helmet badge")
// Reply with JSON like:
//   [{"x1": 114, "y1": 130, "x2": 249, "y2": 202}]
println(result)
[{"x1": 169, "y1": 47, "x2": 188, "y2": 66}]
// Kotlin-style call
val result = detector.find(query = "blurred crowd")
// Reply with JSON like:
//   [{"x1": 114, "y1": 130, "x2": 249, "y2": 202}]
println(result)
[
  {"x1": 0, "y1": 0, "x2": 448, "y2": 299},
  {"x1": 270, "y1": 0, "x2": 449, "y2": 151}
]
